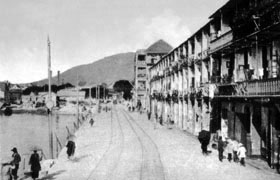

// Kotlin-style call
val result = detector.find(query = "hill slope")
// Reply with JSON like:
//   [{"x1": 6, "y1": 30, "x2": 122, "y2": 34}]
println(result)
[{"x1": 35, "y1": 52, "x2": 135, "y2": 86}]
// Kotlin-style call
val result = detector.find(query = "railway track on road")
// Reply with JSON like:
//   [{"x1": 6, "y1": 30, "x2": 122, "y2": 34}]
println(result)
[
  {"x1": 120, "y1": 107, "x2": 166, "y2": 180},
  {"x1": 86, "y1": 105, "x2": 124, "y2": 180}
]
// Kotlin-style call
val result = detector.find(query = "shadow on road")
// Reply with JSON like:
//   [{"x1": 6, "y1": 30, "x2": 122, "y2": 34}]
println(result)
[
  {"x1": 38, "y1": 170, "x2": 67, "y2": 180},
  {"x1": 71, "y1": 154, "x2": 91, "y2": 163}
]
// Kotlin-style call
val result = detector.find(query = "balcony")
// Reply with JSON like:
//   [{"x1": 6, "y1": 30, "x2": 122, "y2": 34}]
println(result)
[
  {"x1": 214, "y1": 78, "x2": 280, "y2": 97},
  {"x1": 137, "y1": 88, "x2": 146, "y2": 93},
  {"x1": 137, "y1": 60, "x2": 146, "y2": 66},
  {"x1": 137, "y1": 74, "x2": 146, "y2": 79},
  {"x1": 211, "y1": 76, "x2": 221, "y2": 84},
  {"x1": 202, "y1": 49, "x2": 209, "y2": 59},
  {"x1": 260, "y1": 2, "x2": 280, "y2": 29},
  {"x1": 188, "y1": 55, "x2": 195, "y2": 67},
  {"x1": 188, "y1": 54, "x2": 195, "y2": 62},
  {"x1": 210, "y1": 31, "x2": 233, "y2": 53}
]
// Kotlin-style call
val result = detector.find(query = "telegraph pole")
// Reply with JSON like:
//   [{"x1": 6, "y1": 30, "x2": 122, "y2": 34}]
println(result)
[
  {"x1": 76, "y1": 73, "x2": 79, "y2": 128},
  {"x1": 47, "y1": 36, "x2": 54, "y2": 159},
  {"x1": 48, "y1": 36, "x2": 51, "y2": 100}
]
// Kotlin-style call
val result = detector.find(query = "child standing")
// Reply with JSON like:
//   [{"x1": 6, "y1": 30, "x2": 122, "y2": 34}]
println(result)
[
  {"x1": 225, "y1": 139, "x2": 234, "y2": 162},
  {"x1": 153, "y1": 113, "x2": 158, "y2": 129},
  {"x1": 89, "y1": 118, "x2": 94, "y2": 127},
  {"x1": 232, "y1": 139, "x2": 239, "y2": 162},
  {"x1": 237, "y1": 143, "x2": 247, "y2": 166},
  {"x1": 218, "y1": 136, "x2": 224, "y2": 162}
]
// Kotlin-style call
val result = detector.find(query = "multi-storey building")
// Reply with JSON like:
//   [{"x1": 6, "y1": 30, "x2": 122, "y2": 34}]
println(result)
[
  {"x1": 134, "y1": 40, "x2": 172, "y2": 109},
  {"x1": 149, "y1": 0, "x2": 280, "y2": 171},
  {"x1": 0, "y1": 81, "x2": 10, "y2": 104}
]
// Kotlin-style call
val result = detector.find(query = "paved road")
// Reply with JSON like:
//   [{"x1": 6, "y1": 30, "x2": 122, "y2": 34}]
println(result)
[
  {"x1": 86, "y1": 105, "x2": 165, "y2": 180},
  {"x1": 43, "y1": 104, "x2": 280, "y2": 180}
]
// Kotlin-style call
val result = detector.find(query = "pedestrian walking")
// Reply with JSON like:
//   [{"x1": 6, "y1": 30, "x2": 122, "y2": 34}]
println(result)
[
  {"x1": 10, "y1": 147, "x2": 21, "y2": 180},
  {"x1": 147, "y1": 111, "x2": 151, "y2": 120},
  {"x1": 198, "y1": 129, "x2": 211, "y2": 155},
  {"x1": 237, "y1": 143, "x2": 247, "y2": 166},
  {"x1": 152, "y1": 113, "x2": 157, "y2": 129},
  {"x1": 218, "y1": 136, "x2": 224, "y2": 162},
  {"x1": 137, "y1": 100, "x2": 142, "y2": 112},
  {"x1": 66, "y1": 137, "x2": 76, "y2": 159},
  {"x1": 89, "y1": 118, "x2": 94, "y2": 127},
  {"x1": 232, "y1": 139, "x2": 239, "y2": 162},
  {"x1": 29, "y1": 150, "x2": 41, "y2": 180},
  {"x1": 225, "y1": 138, "x2": 234, "y2": 162},
  {"x1": 167, "y1": 115, "x2": 172, "y2": 129},
  {"x1": 139, "y1": 107, "x2": 143, "y2": 114}
]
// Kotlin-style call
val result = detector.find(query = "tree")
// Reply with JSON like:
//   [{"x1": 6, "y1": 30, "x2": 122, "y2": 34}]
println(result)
[{"x1": 113, "y1": 80, "x2": 133, "y2": 100}]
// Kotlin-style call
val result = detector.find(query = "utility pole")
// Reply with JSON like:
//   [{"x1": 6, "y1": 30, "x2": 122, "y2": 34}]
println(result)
[
  {"x1": 95, "y1": 86, "x2": 98, "y2": 99},
  {"x1": 103, "y1": 86, "x2": 105, "y2": 100},
  {"x1": 48, "y1": 36, "x2": 51, "y2": 101},
  {"x1": 98, "y1": 85, "x2": 100, "y2": 100},
  {"x1": 47, "y1": 36, "x2": 54, "y2": 159},
  {"x1": 89, "y1": 87, "x2": 92, "y2": 104},
  {"x1": 76, "y1": 73, "x2": 79, "y2": 128}
]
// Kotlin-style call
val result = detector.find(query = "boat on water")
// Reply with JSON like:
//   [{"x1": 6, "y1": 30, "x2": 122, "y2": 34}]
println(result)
[
  {"x1": 0, "y1": 102, "x2": 13, "y2": 116},
  {"x1": 3, "y1": 107, "x2": 13, "y2": 116},
  {"x1": 0, "y1": 107, "x2": 13, "y2": 116}
]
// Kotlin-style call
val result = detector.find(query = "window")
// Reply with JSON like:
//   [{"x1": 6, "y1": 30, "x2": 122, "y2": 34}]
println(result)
[{"x1": 138, "y1": 55, "x2": 145, "y2": 61}]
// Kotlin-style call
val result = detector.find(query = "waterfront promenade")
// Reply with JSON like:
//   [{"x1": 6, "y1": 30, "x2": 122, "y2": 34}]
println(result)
[{"x1": 29, "y1": 104, "x2": 280, "y2": 180}]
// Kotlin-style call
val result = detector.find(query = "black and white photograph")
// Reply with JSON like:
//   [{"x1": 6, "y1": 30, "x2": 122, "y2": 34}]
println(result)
[{"x1": 1, "y1": 0, "x2": 280, "y2": 179}]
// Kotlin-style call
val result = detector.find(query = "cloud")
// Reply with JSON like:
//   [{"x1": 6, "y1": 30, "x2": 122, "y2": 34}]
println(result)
[
  {"x1": 0, "y1": 47, "x2": 47, "y2": 83},
  {"x1": 0, "y1": 3, "x2": 193, "y2": 84},
  {"x1": 129, "y1": 9, "x2": 191, "y2": 49}
]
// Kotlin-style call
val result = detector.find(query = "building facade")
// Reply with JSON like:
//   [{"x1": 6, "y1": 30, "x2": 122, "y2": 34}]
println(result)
[
  {"x1": 149, "y1": 0, "x2": 280, "y2": 170},
  {"x1": 134, "y1": 40, "x2": 172, "y2": 110},
  {"x1": 0, "y1": 81, "x2": 10, "y2": 104}
]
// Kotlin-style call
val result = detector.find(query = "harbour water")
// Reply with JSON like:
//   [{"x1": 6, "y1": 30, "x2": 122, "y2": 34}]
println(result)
[{"x1": 0, "y1": 113, "x2": 78, "y2": 165}]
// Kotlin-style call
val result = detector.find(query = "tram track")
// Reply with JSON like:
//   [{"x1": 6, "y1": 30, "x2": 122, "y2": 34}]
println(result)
[
  {"x1": 105, "y1": 106, "x2": 125, "y2": 179},
  {"x1": 86, "y1": 105, "x2": 124, "y2": 180},
  {"x1": 85, "y1": 104, "x2": 165, "y2": 180},
  {"x1": 120, "y1": 107, "x2": 166, "y2": 180},
  {"x1": 120, "y1": 108, "x2": 145, "y2": 180},
  {"x1": 85, "y1": 105, "x2": 114, "y2": 180}
]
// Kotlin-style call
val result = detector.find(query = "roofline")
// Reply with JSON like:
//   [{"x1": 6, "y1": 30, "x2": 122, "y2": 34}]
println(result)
[
  {"x1": 209, "y1": 0, "x2": 230, "y2": 19},
  {"x1": 150, "y1": 21, "x2": 210, "y2": 69}
]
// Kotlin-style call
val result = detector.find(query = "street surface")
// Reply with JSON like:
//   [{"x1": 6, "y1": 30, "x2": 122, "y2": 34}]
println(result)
[{"x1": 35, "y1": 104, "x2": 280, "y2": 180}]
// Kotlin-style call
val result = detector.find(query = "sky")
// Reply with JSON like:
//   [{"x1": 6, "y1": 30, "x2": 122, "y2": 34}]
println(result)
[{"x1": 0, "y1": 0, "x2": 228, "y2": 84}]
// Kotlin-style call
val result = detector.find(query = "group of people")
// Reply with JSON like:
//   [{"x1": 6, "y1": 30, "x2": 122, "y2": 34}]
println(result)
[
  {"x1": 218, "y1": 137, "x2": 247, "y2": 166},
  {"x1": 127, "y1": 100, "x2": 143, "y2": 113},
  {"x1": 66, "y1": 108, "x2": 97, "y2": 160},
  {"x1": 2, "y1": 147, "x2": 41, "y2": 180},
  {"x1": 198, "y1": 129, "x2": 247, "y2": 167},
  {"x1": 148, "y1": 112, "x2": 169, "y2": 130}
]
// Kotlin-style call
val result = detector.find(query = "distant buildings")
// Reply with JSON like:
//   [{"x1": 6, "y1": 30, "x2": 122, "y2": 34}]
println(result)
[
  {"x1": 0, "y1": 81, "x2": 10, "y2": 104},
  {"x1": 57, "y1": 88, "x2": 85, "y2": 101},
  {"x1": 149, "y1": 0, "x2": 280, "y2": 170},
  {"x1": 0, "y1": 81, "x2": 23, "y2": 105},
  {"x1": 9, "y1": 84, "x2": 23, "y2": 104},
  {"x1": 134, "y1": 40, "x2": 173, "y2": 109}
]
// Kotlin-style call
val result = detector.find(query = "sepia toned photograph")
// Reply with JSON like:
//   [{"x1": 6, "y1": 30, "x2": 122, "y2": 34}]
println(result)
[{"x1": 0, "y1": 0, "x2": 280, "y2": 179}]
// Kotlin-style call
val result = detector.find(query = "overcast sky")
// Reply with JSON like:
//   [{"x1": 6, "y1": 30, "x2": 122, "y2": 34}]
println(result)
[{"x1": 0, "y1": 0, "x2": 228, "y2": 83}]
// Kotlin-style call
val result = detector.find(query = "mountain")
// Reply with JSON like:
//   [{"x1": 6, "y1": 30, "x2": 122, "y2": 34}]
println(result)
[{"x1": 34, "y1": 52, "x2": 135, "y2": 87}]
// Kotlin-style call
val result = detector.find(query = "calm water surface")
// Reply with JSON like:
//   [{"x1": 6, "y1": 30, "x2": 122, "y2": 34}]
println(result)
[{"x1": 0, "y1": 113, "x2": 78, "y2": 163}]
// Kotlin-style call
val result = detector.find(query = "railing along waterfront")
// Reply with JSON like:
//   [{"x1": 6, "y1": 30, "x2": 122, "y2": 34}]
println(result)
[{"x1": 215, "y1": 78, "x2": 280, "y2": 96}]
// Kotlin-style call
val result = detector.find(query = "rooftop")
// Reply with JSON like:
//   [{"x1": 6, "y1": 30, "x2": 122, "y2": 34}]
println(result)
[{"x1": 145, "y1": 39, "x2": 173, "y2": 54}]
